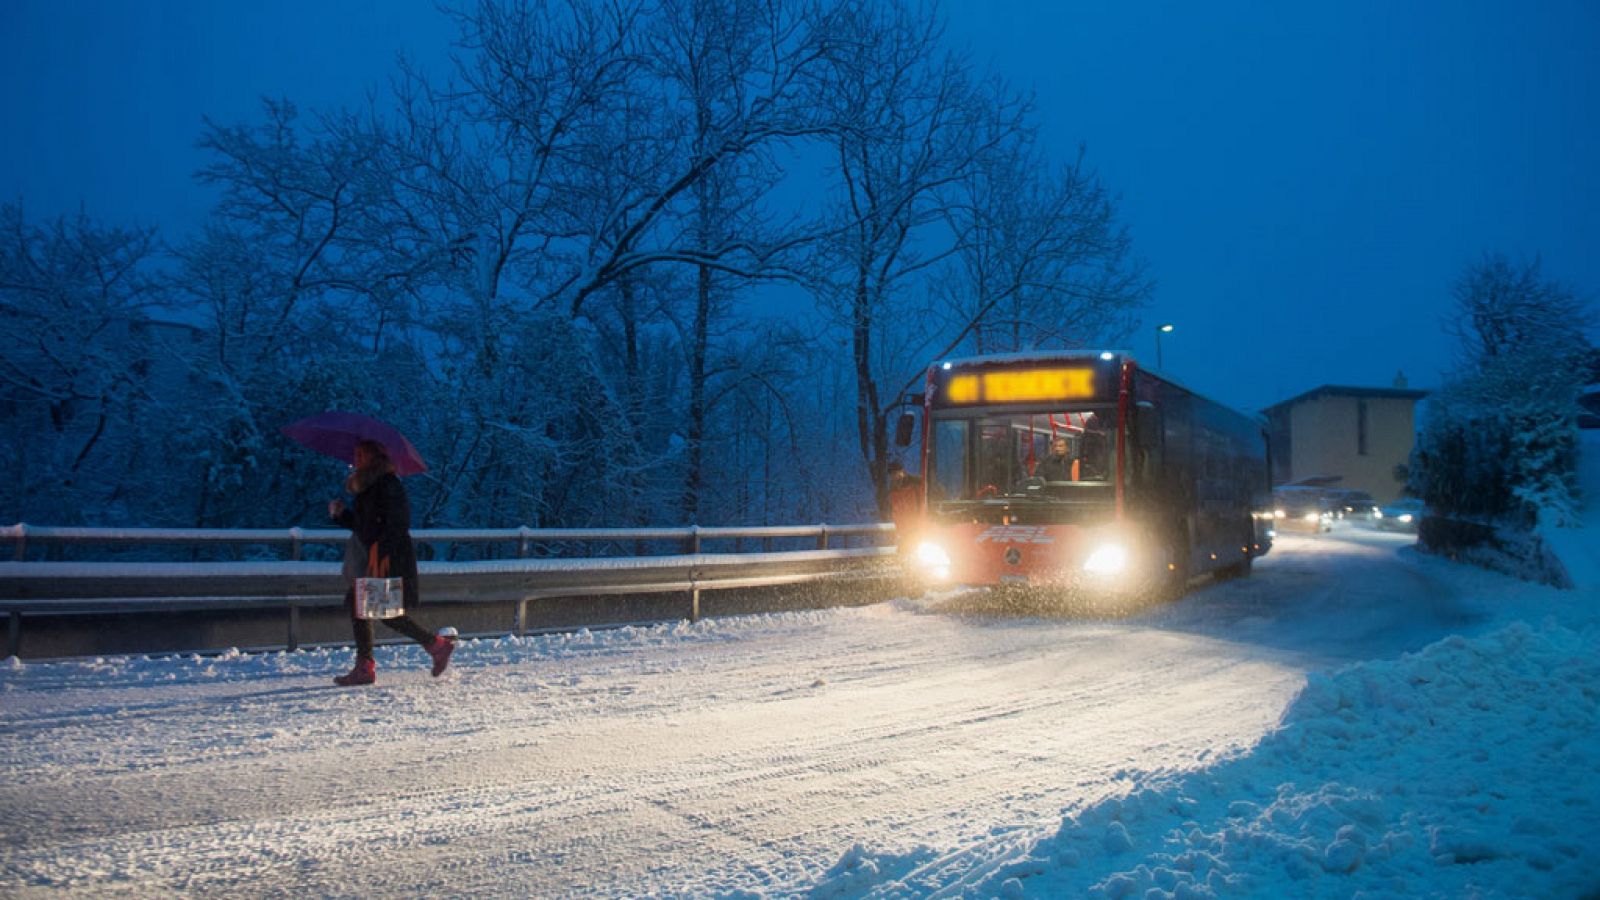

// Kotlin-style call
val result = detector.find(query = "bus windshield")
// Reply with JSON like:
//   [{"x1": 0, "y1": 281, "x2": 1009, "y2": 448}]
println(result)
[{"x1": 931, "y1": 410, "x2": 1113, "y2": 503}]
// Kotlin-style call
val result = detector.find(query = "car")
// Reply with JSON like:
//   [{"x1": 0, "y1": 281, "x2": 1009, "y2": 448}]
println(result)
[
  {"x1": 1272, "y1": 487, "x2": 1335, "y2": 533},
  {"x1": 1375, "y1": 497, "x2": 1425, "y2": 533},
  {"x1": 1327, "y1": 489, "x2": 1379, "y2": 522}
]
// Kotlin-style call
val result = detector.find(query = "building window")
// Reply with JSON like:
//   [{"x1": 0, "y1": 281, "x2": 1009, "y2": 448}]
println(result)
[{"x1": 1357, "y1": 400, "x2": 1368, "y2": 456}]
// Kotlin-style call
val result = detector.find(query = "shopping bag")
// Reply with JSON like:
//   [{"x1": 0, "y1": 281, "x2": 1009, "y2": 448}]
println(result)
[
  {"x1": 354, "y1": 576, "x2": 405, "y2": 619},
  {"x1": 353, "y1": 542, "x2": 404, "y2": 619}
]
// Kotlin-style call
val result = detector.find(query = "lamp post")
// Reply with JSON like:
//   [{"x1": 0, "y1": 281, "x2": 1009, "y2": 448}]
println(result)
[{"x1": 1155, "y1": 323, "x2": 1174, "y2": 369}]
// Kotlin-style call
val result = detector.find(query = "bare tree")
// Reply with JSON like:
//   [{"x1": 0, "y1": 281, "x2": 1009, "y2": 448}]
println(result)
[
  {"x1": 642, "y1": 0, "x2": 838, "y2": 520},
  {"x1": 813, "y1": 0, "x2": 1021, "y2": 506},
  {"x1": 1446, "y1": 253, "x2": 1592, "y2": 366},
  {"x1": 550, "y1": 0, "x2": 839, "y2": 316},
  {"x1": 936, "y1": 143, "x2": 1149, "y2": 356}
]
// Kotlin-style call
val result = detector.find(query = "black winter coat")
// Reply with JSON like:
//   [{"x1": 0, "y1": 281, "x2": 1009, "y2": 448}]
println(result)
[
  {"x1": 334, "y1": 471, "x2": 422, "y2": 607},
  {"x1": 1038, "y1": 453, "x2": 1074, "y2": 482}
]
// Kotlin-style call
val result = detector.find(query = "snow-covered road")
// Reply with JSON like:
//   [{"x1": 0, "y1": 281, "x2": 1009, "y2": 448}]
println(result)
[{"x1": 0, "y1": 531, "x2": 1525, "y2": 897}]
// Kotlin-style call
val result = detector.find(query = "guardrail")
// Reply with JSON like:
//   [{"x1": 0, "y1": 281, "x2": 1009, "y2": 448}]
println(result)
[
  {"x1": 1, "y1": 522, "x2": 885, "y2": 561},
  {"x1": 0, "y1": 523, "x2": 900, "y2": 657}
]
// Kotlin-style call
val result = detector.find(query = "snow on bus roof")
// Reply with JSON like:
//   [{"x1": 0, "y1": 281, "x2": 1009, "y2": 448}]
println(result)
[{"x1": 935, "y1": 350, "x2": 1124, "y2": 369}]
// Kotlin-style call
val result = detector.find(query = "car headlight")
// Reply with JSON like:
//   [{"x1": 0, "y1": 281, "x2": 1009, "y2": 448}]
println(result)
[
  {"x1": 1374, "y1": 510, "x2": 1384, "y2": 519},
  {"x1": 1273, "y1": 509, "x2": 1286, "y2": 519},
  {"x1": 914, "y1": 540, "x2": 952, "y2": 580},
  {"x1": 1398, "y1": 513, "x2": 1413, "y2": 523},
  {"x1": 1083, "y1": 542, "x2": 1128, "y2": 575},
  {"x1": 1302, "y1": 512, "x2": 1320, "y2": 523}
]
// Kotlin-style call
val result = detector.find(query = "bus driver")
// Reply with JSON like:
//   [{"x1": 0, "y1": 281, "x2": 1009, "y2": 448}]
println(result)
[{"x1": 1038, "y1": 435, "x2": 1075, "y2": 482}]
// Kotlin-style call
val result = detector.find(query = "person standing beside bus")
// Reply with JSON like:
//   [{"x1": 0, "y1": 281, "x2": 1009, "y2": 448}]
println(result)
[{"x1": 886, "y1": 461, "x2": 923, "y2": 547}]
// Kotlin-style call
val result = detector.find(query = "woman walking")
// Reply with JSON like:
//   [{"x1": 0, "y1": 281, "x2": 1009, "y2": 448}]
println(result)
[{"x1": 329, "y1": 438, "x2": 455, "y2": 686}]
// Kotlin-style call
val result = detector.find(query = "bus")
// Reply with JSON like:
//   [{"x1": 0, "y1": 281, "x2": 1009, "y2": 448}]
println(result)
[{"x1": 893, "y1": 352, "x2": 1272, "y2": 602}]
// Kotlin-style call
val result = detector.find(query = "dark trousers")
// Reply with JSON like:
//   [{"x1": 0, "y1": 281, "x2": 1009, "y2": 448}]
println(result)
[{"x1": 345, "y1": 588, "x2": 435, "y2": 660}]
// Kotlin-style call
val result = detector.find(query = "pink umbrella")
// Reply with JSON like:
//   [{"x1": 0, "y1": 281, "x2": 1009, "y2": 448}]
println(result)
[{"x1": 281, "y1": 411, "x2": 429, "y2": 476}]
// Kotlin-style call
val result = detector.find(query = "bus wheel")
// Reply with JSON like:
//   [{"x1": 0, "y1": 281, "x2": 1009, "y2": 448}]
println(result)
[
  {"x1": 1217, "y1": 556, "x2": 1252, "y2": 581},
  {"x1": 1157, "y1": 537, "x2": 1191, "y2": 602}
]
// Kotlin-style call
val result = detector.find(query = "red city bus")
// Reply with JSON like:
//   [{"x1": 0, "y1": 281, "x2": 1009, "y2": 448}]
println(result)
[{"x1": 894, "y1": 352, "x2": 1273, "y2": 602}]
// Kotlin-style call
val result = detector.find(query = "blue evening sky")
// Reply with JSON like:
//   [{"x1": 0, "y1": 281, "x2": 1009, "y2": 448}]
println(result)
[{"x1": 4, "y1": 0, "x2": 1596, "y2": 412}]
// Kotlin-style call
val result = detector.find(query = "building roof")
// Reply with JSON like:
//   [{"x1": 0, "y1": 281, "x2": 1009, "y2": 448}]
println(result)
[{"x1": 1262, "y1": 384, "x2": 1429, "y2": 414}]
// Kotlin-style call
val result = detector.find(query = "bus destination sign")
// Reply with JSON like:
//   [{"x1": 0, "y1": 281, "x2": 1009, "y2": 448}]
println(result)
[{"x1": 940, "y1": 367, "x2": 1098, "y2": 405}]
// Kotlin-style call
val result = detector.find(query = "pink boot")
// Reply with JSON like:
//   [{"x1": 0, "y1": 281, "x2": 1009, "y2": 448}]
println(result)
[
  {"x1": 334, "y1": 657, "x2": 376, "y2": 686},
  {"x1": 426, "y1": 634, "x2": 455, "y2": 678}
]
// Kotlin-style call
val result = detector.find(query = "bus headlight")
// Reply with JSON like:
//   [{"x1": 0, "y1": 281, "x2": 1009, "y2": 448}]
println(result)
[
  {"x1": 1083, "y1": 542, "x2": 1128, "y2": 575},
  {"x1": 914, "y1": 540, "x2": 952, "y2": 581},
  {"x1": 1302, "y1": 512, "x2": 1320, "y2": 524}
]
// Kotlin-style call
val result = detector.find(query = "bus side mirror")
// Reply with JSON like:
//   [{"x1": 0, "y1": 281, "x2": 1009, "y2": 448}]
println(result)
[{"x1": 894, "y1": 412, "x2": 916, "y2": 447}]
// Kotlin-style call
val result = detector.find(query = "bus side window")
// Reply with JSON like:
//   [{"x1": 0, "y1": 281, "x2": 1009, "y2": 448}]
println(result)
[{"x1": 1135, "y1": 403, "x2": 1162, "y2": 485}]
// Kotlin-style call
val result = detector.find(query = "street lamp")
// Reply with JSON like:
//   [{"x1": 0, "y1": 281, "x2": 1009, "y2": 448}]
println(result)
[{"x1": 1155, "y1": 323, "x2": 1175, "y2": 369}]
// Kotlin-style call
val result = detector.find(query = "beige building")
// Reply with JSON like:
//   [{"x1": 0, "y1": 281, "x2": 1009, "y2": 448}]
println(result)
[{"x1": 1263, "y1": 382, "x2": 1428, "y2": 503}]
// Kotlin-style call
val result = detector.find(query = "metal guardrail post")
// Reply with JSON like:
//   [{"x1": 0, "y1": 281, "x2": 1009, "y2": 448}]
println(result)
[
  {"x1": 688, "y1": 525, "x2": 701, "y2": 554},
  {"x1": 287, "y1": 604, "x2": 300, "y2": 652},
  {"x1": 689, "y1": 585, "x2": 700, "y2": 622},
  {"x1": 12, "y1": 523, "x2": 25, "y2": 562},
  {"x1": 518, "y1": 526, "x2": 532, "y2": 558},
  {"x1": 817, "y1": 525, "x2": 829, "y2": 550},
  {"x1": 289, "y1": 527, "x2": 303, "y2": 561},
  {"x1": 515, "y1": 598, "x2": 528, "y2": 636}
]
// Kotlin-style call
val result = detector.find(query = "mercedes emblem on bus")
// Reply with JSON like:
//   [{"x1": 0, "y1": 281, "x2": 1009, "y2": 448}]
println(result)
[{"x1": 1005, "y1": 547, "x2": 1022, "y2": 566}]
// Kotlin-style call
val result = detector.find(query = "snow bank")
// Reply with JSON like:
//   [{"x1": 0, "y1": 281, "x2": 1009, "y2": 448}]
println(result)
[
  {"x1": 815, "y1": 619, "x2": 1600, "y2": 898},
  {"x1": 1538, "y1": 429, "x2": 1600, "y2": 590}
]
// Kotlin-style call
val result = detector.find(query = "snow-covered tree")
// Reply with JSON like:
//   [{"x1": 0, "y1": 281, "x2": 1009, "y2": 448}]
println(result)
[
  {"x1": 172, "y1": 100, "x2": 422, "y2": 527},
  {"x1": 361, "y1": 0, "x2": 840, "y2": 529},
  {"x1": 0, "y1": 205, "x2": 168, "y2": 524},
  {"x1": 3, "y1": 0, "x2": 1157, "y2": 533},
  {"x1": 1411, "y1": 254, "x2": 1594, "y2": 527}
]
